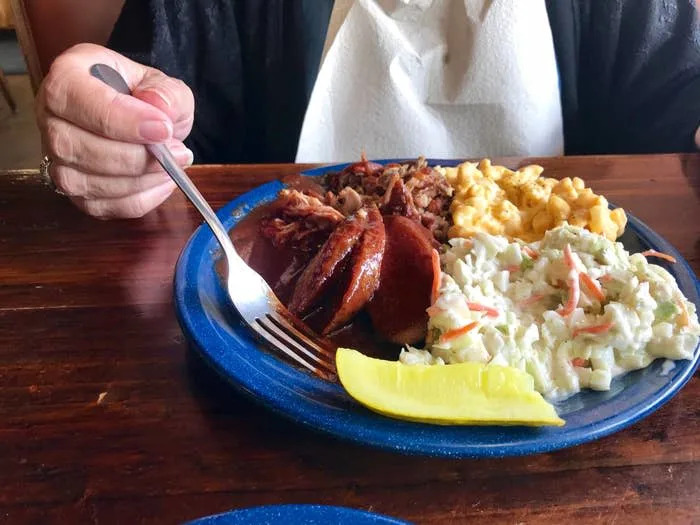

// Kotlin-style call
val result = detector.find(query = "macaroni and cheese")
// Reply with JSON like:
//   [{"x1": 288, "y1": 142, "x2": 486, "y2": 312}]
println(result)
[{"x1": 439, "y1": 159, "x2": 627, "y2": 242}]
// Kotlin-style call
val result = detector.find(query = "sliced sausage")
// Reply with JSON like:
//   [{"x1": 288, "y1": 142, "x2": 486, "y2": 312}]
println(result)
[
  {"x1": 322, "y1": 207, "x2": 386, "y2": 334},
  {"x1": 367, "y1": 215, "x2": 436, "y2": 344},
  {"x1": 288, "y1": 209, "x2": 368, "y2": 316}
]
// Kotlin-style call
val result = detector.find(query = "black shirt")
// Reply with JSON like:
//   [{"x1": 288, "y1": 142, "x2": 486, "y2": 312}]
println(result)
[{"x1": 109, "y1": 0, "x2": 700, "y2": 163}]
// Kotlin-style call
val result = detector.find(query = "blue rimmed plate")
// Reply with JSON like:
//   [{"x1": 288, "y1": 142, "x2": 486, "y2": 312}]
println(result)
[
  {"x1": 174, "y1": 160, "x2": 700, "y2": 458},
  {"x1": 185, "y1": 505, "x2": 408, "y2": 525}
]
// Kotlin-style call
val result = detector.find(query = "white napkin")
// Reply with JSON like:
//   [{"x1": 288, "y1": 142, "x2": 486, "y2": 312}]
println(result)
[{"x1": 296, "y1": 0, "x2": 564, "y2": 163}]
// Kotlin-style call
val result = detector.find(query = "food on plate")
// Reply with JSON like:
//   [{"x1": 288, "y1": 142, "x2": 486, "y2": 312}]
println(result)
[
  {"x1": 229, "y1": 156, "x2": 698, "y2": 426},
  {"x1": 401, "y1": 224, "x2": 700, "y2": 400},
  {"x1": 336, "y1": 348, "x2": 564, "y2": 426},
  {"x1": 244, "y1": 158, "x2": 450, "y2": 342},
  {"x1": 440, "y1": 159, "x2": 627, "y2": 242}
]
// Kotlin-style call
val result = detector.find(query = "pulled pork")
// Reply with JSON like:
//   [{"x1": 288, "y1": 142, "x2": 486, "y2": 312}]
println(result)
[
  {"x1": 325, "y1": 157, "x2": 453, "y2": 241},
  {"x1": 261, "y1": 157, "x2": 453, "y2": 251},
  {"x1": 260, "y1": 189, "x2": 344, "y2": 252}
]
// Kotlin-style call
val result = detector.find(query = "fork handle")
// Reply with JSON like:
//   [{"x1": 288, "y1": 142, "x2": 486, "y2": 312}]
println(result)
[
  {"x1": 89, "y1": 63, "x2": 242, "y2": 268},
  {"x1": 146, "y1": 143, "x2": 239, "y2": 260}
]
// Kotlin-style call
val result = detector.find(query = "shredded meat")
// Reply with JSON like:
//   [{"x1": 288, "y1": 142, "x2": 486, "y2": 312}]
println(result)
[
  {"x1": 261, "y1": 157, "x2": 453, "y2": 251},
  {"x1": 336, "y1": 186, "x2": 364, "y2": 216},
  {"x1": 260, "y1": 189, "x2": 345, "y2": 251},
  {"x1": 381, "y1": 175, "x2": 418, "y2": 220},
  {"x1": 324, "y1": 157, "x2": 453, "y2": 241}
]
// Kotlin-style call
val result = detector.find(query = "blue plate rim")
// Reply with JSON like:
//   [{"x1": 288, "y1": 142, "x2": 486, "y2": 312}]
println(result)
[
  {"x1": 174, "y1": 159, "x2": 700, "y2": 458},
  {"x1": 184, "y1": 504, "x2": 409, "y2": 525}
]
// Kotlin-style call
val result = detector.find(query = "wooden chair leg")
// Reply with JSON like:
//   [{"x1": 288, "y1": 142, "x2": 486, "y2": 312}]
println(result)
[{"x1": 0, "y1": 68, "x2": 17, "y2": 113}]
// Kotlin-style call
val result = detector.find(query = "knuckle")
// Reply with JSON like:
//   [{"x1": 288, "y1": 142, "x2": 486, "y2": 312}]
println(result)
[
  {"x1": 97, "y1": 91, "x2": 120, "y2": 138},
  {"x1": 66, "y1": 42, "x2": 99, "y2": 56},
  {"x1": 173, "y1": 79, "x2": 195, "y2": 121},
  {"x1": 40, "y1": 71, "x2": 66, "y2": 115},
  {"x1": 173, "y1": 77, "x2": 193, "y2": 101},
  {"x1": 114, "y1": 144, "x2": 148, "y2": 175},
  {"x1": 84, "y1": 192, "x2": 155, "y2": 220},
  {"x1": 42, "y1": 50, "x2": 82, "y2": 107},
  {"x1": 142, "y1": 72, "x2": 194, "y2": 112},
  {"x1": 42, "y1": 44, "x2": 110, "y2": 116},
  {"x1": 48, "y1": 50, "x2": 74, "y2": 74},
  {"x1": 51, "y1": 165, "x2": 86, "y2": 197},
  {"x1": 44, "y1": 119, "x2": 74, "y2": 163},
  {"x1": 160, "y1": 78, "x2": 180, "y2": 105}
]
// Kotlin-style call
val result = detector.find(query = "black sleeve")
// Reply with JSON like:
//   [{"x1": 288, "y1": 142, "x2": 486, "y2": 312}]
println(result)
[
  {"x1": 576, "y1": 0, "x2": 700, "y2": 154},
  {"x1": 108, "y1": 0, "x2": 333, "y2": 164}
]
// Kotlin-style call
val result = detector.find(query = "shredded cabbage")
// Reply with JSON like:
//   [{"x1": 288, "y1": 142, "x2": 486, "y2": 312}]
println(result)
[{"x1": 401, "y1": 225, "x2": 700, "y2": 400}]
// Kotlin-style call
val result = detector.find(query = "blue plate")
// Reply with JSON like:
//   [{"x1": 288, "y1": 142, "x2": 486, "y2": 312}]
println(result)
[
  {"x1": 174, "y1": 160, "x2": 700, "y2": 458},
  {"x1": 185, "y1": 504, "x2": 408, "y2": 525}
]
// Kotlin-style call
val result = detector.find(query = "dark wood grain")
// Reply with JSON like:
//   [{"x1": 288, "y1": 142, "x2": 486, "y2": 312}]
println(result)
[{"x1": 0, "y1": 154, "x2": 698, "y2": 525}]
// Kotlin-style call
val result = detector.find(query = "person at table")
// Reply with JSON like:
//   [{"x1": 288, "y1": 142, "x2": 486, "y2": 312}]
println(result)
[{"x1": 35, "y1": 0, "x2": 700, "y2": 219}]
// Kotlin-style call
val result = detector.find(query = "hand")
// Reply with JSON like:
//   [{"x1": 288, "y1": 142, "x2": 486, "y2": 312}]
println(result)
[{"x1": 36, "y1": 43, "x2": 195, "y2": 218}]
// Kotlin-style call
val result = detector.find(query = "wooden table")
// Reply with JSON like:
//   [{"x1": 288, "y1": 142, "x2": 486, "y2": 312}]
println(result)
[{"x1": 1, "y1": 154, "x2": 699, "y2": 524}]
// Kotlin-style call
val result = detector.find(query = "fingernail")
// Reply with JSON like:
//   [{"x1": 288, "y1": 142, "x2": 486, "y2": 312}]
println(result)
[
  {"x1": 139, "y1": 120, "x2": 172, "y2": 142},
  {"x1": 182, "y1": 147, "x2": 194, "y2": 166},
  {"x1": 170, "y1": 144, "x2": 194, "y2": 166}
]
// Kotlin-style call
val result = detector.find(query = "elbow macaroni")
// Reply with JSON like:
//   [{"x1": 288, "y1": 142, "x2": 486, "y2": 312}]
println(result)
[{"x1": 439, "y1": 159, "x2": 627, "y2": 242}]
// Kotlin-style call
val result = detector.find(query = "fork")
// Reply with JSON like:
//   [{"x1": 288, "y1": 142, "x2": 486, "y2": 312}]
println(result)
[{"x1": 90, "y1": 63, "x2": 337, "y2": 380}]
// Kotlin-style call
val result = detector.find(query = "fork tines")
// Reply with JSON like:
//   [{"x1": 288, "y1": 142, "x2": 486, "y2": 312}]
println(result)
[{"x1": 252, "y1": 312, "x2": 337, "y2": 381}]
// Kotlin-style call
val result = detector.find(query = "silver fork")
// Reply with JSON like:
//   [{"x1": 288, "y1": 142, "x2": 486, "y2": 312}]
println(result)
[{"x1": 90, "y1": 63, "x2": 337, "y2": 381}]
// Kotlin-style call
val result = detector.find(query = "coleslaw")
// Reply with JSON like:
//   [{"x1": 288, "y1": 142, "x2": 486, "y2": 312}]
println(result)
[{"x1": 400, "y1": 225, "x2": 700, "y2": 400}]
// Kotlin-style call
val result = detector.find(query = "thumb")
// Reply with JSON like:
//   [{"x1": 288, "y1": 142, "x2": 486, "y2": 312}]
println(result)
[{"x1": 132, "y1": 70, "x2": 195, "y2": 140}]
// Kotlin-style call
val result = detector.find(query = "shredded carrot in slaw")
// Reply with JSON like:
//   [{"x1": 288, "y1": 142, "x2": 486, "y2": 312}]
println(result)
[
  {"x1": 571, "y1": 357, "x2": 590, "y2": 368},
  {"x1": 440, "y1": 322, "x2": 479, "y2": 343},
  {"x1": 557, "y1": 244, "x2": 581, "y2": 317},
  {"x1": 572, "y1": 322, "x2": 614, "y2": 338},
  {"x1": 641, "y1": 249, "x2": 677, "y2": 264},
  {"x1": 563, "y1": 243, "x2": 577, "y2": 271},
  {"x1": 557, "y1": 271, "x2": 580, "y2": 317},
  {"x1": 466, "y1": 302, "x2": 499, "y2": 318},
  {"x1": 523, "y1": 245, "x2": 540, "y2": 260},
  {"x1": 580, "y1": 273, "x2": 605, "y2": 302},
  {"x1": 430, "y1": 249, "x2": 441, "y2": 305}
]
